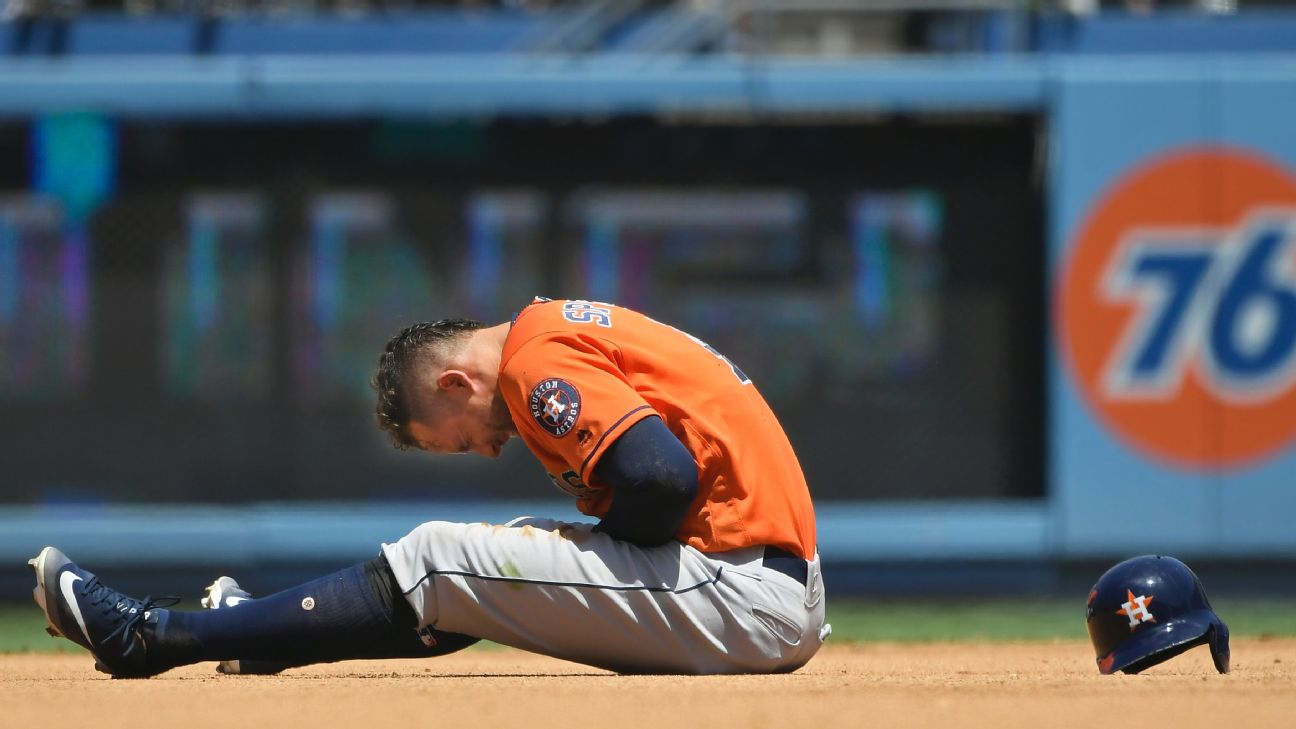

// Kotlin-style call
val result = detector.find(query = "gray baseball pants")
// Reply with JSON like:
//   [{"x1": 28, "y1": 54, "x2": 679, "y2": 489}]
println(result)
[{"x1": 381, "y1": 516, "x2": 827, "y2": 674}]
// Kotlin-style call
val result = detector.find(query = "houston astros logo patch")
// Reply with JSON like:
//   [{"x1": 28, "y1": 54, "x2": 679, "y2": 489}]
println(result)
[{"x1": 529, "y1": 378, "x2": 581, "y2": 437}]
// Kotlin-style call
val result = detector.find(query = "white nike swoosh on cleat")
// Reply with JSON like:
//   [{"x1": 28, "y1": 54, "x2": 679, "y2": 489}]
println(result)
[{"x1": 59, "y1": 571, "x2": 94, "y2": 647}]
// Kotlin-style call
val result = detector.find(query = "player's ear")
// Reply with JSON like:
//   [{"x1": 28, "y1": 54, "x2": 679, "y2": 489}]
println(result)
[{"x1": 436, "y1": 369, "x2": 474, "y2": 395}]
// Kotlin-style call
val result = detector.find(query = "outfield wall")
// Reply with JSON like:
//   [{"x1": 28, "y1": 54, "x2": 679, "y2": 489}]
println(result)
[
  {"x1": 1049, "y1": 61, "x2": 1296, "y2": 558},
  {"x1": 1, "y1": 54, "x2": 1295, "y2": 565}
]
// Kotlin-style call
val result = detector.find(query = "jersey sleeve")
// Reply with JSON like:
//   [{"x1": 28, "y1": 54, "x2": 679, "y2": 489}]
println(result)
[{"x1": 500, "y1": 332, "x2": 658, "y2": 484}]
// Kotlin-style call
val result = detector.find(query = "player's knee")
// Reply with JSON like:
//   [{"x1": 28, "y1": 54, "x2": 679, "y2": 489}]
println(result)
[{"x1": 401, "y1": 520, "x2": 463, "y2": 547}]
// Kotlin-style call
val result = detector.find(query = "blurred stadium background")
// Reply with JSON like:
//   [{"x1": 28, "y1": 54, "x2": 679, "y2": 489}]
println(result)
[{"x1": 2, "y1": 0, "x2": 1296, "y2": 633}]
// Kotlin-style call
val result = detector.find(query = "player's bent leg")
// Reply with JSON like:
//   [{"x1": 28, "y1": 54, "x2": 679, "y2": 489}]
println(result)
[
  {"x1": 30, "y1": 546, "x2": 479, "y2": 678},
  {"x1": 150, "y1": 555, "x2": 480, "y2": 672},
  {"x1": 381, "y1": 518, "x2": 828, "y2": 675},
  {"x1": 200, "y1": 576, "x2": 479, "y2": 675}
]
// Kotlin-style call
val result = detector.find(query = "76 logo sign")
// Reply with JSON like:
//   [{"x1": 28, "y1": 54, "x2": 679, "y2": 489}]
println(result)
[
  {"x1": 1061, "y1": 148, "x2": 1296, "y2": 469},
  {"x1": 1102, "y1": 212, "x2": 1296, "y2": 403}
]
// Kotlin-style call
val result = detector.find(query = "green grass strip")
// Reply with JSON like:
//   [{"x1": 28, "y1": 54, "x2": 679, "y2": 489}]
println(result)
[
  {"x1": 824, "y1": 598, "x2": 1296, "y2": 643},
  {"x1": 0, "y1": 605, "x2": 82, "y2": 654}
]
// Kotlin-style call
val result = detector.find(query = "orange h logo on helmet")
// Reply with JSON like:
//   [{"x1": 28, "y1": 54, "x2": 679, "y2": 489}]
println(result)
[{"x1": 1116, "y1": 590, "x2": 1156, "y2": 631}]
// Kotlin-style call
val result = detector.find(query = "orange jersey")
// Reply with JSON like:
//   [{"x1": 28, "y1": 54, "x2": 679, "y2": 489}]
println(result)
[{"x1": 498, "y1": 298, "x2": 816, "y2": 558}]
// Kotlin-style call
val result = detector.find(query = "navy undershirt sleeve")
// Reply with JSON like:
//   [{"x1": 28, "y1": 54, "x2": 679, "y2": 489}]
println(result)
[{"x1": 591, "y1": 415, "x2": 699, "y2": 547}]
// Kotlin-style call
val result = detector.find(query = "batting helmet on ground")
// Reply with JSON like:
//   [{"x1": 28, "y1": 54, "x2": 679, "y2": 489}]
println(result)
[{"x1": 1086, "y1": 555, "x2": 1229, "y2": 675}]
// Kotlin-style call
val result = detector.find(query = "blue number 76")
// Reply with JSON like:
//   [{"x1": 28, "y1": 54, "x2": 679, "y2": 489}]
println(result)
[{"x1": 1105, "y1": 221, "x2": 1296, "y2": 395}]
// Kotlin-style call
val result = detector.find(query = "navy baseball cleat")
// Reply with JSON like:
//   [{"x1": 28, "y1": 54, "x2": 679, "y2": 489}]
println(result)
[
  {"x1": 201, "y1": 576, "x2": 251, "y2": 611},
  {"x1": 29, "y1": 546, "x2": 178, "y2": 678}
]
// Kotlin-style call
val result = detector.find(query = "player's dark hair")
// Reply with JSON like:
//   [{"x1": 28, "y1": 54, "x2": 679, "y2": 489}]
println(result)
[{"x1": 372, "y1": 319, "x2": 485, "y2": 450}]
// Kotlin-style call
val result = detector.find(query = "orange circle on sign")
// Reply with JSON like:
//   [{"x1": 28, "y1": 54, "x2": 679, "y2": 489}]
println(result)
[{"x1": 1058, "y1": 147, "x2": 1296, "y2": 470}]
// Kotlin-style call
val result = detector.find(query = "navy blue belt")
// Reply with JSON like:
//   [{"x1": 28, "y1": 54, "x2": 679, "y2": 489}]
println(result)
[{"x1": 761, "y1": 545, "x2": 808, "y2": 586}]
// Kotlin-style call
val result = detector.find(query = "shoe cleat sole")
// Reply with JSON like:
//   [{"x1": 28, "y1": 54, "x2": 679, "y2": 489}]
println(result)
[
  {"x1": 28, "y1": 548, "x2": 63, "y2": 639},
  {"x1": 200, "y1": 579, "x2": 219, "y2": 610}
]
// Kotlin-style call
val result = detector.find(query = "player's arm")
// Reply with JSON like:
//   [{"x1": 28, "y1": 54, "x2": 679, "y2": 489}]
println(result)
[
  {"x1": 501, "y1": 326, "x2": 695, "y2": 546},
  {"x1": 590, "y1": 415, "x2": 698, "y2": 548}
]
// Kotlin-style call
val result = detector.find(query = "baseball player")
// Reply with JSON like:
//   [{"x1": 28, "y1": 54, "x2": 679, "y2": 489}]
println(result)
[{"x1": 30, "y1": 297, "x2": 828, "y2": 676}]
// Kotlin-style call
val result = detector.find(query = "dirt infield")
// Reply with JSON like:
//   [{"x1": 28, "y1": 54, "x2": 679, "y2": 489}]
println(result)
[{"x1": 3, "y1": 640, "x2": 1293, "y2": 729}]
